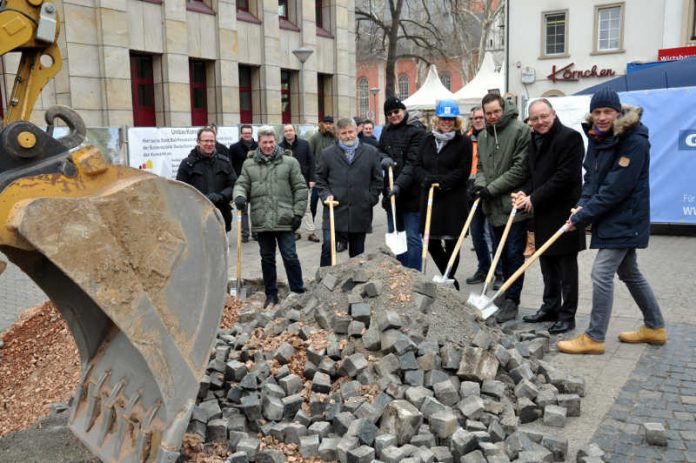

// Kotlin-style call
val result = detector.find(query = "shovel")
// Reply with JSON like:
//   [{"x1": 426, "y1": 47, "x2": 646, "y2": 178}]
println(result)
[
  {"x1": 385, "y1": 165, "x2": 408, "y2": 256},
  {"x1": 421, "y1": 183, "x2": 439, "y2": 273},
  {"x1": 229, "y1": 209, "x2": 248, "y2": 299},
  {"x1": 469, "y1": 206, "x2": 517, "y2": 304},
  {"x1": 325, "y1": 199, "x2": 340, "y2": 266},
  {"x1": 470, "y1": 223, "x2": 570, "y2": 319},
  {"x1": 433, "y1": 198, "x2": 480, "y2": 284}
]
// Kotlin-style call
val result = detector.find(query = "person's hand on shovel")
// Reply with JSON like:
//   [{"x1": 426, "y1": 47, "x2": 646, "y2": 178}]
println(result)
[
  {"x1": 565, "y1": 207, "x2": 582, "y2": 231},
  {"x1": 512, "y1": 191, "x2": 533, "y2": 213},
  {"x1": 324, "y1": 195, "x2": 335, "y2": 204}
]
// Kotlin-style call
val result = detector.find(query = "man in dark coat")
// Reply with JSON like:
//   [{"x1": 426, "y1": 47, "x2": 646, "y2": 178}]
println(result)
[
  {"x1": 558, "y1": 88, "x2": 666, "y2": 355},
  {"x1": 355, "y1": 116, "x2": 379, "y2": 147},
  {"x1": 316, "y1": 117, "x2": 383, "y2": 267},
  {"x1": 514, "y1": 98, "x2": 585, "y2": 334},
  {"x1": 229, "y1": 124, "x2": 258, "y2": 241},
  {"x1": 209, "y1": 123, "x2": 230, "y2": 161},
  {"x1": 379, "y1": 96, "x2": 427, "y2": 270},
  {"x1": 177, "y1": 126, "x2": 237, "y2": 232},
  {"x1": 280, "y1": 124, "x2": 320, "y2": 242}
]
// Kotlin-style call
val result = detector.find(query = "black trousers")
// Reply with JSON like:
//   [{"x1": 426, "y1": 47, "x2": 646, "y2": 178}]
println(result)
[
  {"x1": 320, "y1": 231, "x2": 366, "y2": 267},
  {"x1": 539, "y1": 253, "x2": 579, "y2": 322}
]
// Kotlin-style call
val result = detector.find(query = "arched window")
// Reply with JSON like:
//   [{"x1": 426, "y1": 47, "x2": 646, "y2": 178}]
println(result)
[
  {"x1": 441, "y1": 72, "x2": 451, "y2": 90},
  {"x1": 358, "y1": 78, "x2": 369, "y2": 117},
  {"x1": 398, "y1": 74, "x2": 409, "y2": 100}
]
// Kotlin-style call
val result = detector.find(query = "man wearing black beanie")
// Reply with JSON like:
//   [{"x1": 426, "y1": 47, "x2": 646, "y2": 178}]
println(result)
[{"x1": 558, "y1": 87, "x2": 666, "y2": 355}]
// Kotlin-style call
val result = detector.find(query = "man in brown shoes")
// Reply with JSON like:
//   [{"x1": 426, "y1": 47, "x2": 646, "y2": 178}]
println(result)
[{"x1": 557, "y1": 88, "x2": 666, "y2": 355}]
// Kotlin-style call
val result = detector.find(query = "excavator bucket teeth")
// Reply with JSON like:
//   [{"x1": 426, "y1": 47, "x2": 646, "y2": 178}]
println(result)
[{"x1": 1, "y1": 170, "x2": 227, "y2": 462}]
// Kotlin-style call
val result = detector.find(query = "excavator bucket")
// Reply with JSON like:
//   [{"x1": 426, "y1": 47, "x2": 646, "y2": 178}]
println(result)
[{"x1": 0, "y1": 115, "x2": 227, "y2": 462}]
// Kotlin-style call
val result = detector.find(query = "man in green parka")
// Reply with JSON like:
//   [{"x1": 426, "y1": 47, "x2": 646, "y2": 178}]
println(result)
[
  {"x1": 472, "y1": 93, "x2": 531, "y2": 323},
  {"x1": 233, "y1": 126, "x2": 308, "y2": 308}
]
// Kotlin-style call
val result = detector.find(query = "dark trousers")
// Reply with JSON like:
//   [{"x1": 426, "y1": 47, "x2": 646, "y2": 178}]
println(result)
[
  {"x1": 539, "y1": 253, "x2": 579, "y2": 322},
  {"x1": 241, "y1": 208, "x2": 250, "y2": 239},
  {"x1": 429, "y1": 238, "x2": 460, "y2": 283},
  {"x1": 257, "y1": 231, "x2": 304, "y2": 296},
  {"x1": 320, "y1": 230, "x2": 366, "y2": 267},
  {"x1": 491, "y1": 220, "x2": 527, "y2": 304},
  {"x1": 310, "y1": 188, "x2": 319, "y2": 219}
]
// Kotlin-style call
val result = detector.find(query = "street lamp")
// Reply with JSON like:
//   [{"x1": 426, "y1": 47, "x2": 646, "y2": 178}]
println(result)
[
  {"x1": 292, "y1": 47, "x2": 313, "y2": 123},
  {"x1": 370, "y1": 87, "x2": 379, "y2": 125}
]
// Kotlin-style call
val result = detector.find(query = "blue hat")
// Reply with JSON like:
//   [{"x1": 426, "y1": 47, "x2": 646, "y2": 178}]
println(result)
[
  {"x1": 590, "y1": 87, "x2": 621, "y2": 113},
  {"x1": 322, "y1": 115, "x2": 334, "y2": 123}
]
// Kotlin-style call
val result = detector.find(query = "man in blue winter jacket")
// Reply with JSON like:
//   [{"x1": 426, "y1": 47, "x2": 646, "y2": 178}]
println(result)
[{"x1": 558, "y1": 88, "x2": 666, "y2": 355}]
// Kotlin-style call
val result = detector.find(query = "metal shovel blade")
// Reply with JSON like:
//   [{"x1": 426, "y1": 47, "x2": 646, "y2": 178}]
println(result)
[
  {"x1": 385, "y1": 230, "x2": 408, "y2": 256},
  {"x1": 467, "y1": 292, "x2": 499, "y2": 319},
  {"x1": 432, "y1": 274, "x2": 454, "y2": 285},
  {"x1": 228, "y1": 279, "x2": 248, "y2": 299}
]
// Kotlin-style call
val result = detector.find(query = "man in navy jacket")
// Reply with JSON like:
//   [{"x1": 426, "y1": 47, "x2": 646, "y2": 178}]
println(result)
[{"x1": 558, "y1": 88, "x2": 666, "y2": 355}]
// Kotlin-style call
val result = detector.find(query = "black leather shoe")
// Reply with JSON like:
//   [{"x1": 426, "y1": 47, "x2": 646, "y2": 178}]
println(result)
[
  {"x1": 263, "y1": 294, "x2": 279, "y2": 309},
  {"x1": 492, "y1": 274, "x2": 504, "y2": 291},
  {"x1": 465, "y1": 271, "x2": 487, "y2": 285},
  {"x1": 336, "y1": 241, "x2": 347, "y2": 253},
  {"x1": 548, "y1": 320, "x2": 575, "y2": 334},
  {"x1": 523, "y1": 310, "x2": 558, "y2": 323}
]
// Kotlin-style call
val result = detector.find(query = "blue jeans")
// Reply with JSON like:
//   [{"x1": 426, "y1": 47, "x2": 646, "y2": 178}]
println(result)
[
  {"x1": 490, "y1": 220, "x2": 527, "y2": 303},
  {"x1": 257, "y1": 231, "x2": 304, "y2": 296},
  {"x1": 320, "y1": 229, "x2": 366, "y2": 267},
  {"x1": 386, "y1": 209, "x2": 422, "y2": 271},
  {"x1": 586, "y1": 248, "x2": 664, "y2": 342}
]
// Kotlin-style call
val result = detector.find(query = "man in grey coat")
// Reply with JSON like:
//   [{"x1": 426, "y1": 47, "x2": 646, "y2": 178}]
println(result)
[{"x1": 316, "y1": 117, "x2": 383, "y2": 267}]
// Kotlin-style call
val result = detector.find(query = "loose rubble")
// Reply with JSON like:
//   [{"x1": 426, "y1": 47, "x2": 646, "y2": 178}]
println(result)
[{"x1": 185, "y1": 249, "x2": 605, "y2": 462}]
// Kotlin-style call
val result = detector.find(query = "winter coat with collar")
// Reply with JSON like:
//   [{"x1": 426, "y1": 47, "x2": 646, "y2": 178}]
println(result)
[
  {"x1": 571, "y1": 105, "x2": 651, "y2": 249},
  {"x1": 177, "y1": 147, "x2": 237, "y2": 231},
  {"x1": 315, "y1": 142, "x2": 383, "y2": 233},
  {"x1": 474, "y1": 100, "x2": 531, "y2": 227},
  {"x1": 413, "y1": 130, "x2": 472, "y2": 237},
  {"x1": 232, "y1": 146, "x2": 308, "y2": 233},
  {"x1": 280, "y1": 136, "x2": 315, "y2": 186},
  {"x1": 523, "y1": 116, "x2": 586, "y2": 256},
  {"x1": 229, "y1": 139, "x2": 258, "y2": 176},
  {"x1": 378, "y1": 112, "x2": 427, "y2": 212},
  {"x1": 359, "y1": 132, "x2": 379, "y2": 147}
]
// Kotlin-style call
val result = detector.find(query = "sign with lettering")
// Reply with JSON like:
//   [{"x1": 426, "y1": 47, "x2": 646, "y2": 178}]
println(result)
[
  {"x1": 658, "y1": 46, "x2": 696, "y2": 61},
  {"x1": 547, "y1": 63, "x2": 616, "y2": 82}
]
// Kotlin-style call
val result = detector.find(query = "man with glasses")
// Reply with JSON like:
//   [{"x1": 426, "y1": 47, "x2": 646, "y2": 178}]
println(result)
[
  {"x1": 513, "y1": 98, "x2": 586, "y2": 334},
  {"x1": 177, "y1": 126, "x2": 237, "y2": 232},
  {"x1": 378, "y1": 96, "x2": 426, "y2": 270},
  {"x1": 472, "y1": 93, "x2": 531, "y2": 324},
  {"x1": 229, "y1": 124, "x2": 258, "y2": 241}
]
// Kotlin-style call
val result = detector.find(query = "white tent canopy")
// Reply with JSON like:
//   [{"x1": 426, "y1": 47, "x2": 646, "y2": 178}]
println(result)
[
  {"x1": 402, "y1": 65, "x2": 456, "y2": 111},
  {"x1": 454, "y1": 53, "x2": 505, "y2": 110}
]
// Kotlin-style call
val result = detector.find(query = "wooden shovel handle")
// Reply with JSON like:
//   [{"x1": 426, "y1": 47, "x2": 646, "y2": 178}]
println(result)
[
  {"x1": 421, "y1": 183, "x2": 439, "y2": 272},
  {"x1": 441, "y1": 198, "x2": 480, "y2": 279},
  {"x1": 484, "y1": 207, "x2": 517, "y2": 290},
  {"x1": 236, "y1": 209, "x2": 243, "y2": 281},
  {"x1": 325, "y1": 199, "x2": 339, "y2": 265}
]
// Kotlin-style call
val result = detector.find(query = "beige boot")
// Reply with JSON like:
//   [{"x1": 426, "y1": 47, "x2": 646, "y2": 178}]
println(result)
[
  {"x1": 557, "y1": 333, "x2": 605, "y2": 355},
  {"x1": 523, "y1": 232, "x2": 535, "y2": 257},
  {"x1": 618, "y1": 325, "x2": 667, "y2": 345}
]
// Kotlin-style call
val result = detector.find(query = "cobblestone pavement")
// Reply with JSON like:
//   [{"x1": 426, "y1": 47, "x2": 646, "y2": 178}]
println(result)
[{"x1": 591, "y1": 323, "x2": 696, "y2": 462}]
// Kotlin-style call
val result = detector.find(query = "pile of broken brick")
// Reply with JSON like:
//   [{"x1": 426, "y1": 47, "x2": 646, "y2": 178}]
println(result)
[{"x1": 187, "y1": 252, "x2": 607, "y2": 463}]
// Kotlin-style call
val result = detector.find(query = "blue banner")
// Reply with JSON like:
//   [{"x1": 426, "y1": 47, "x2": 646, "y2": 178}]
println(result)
[{"x1": 619, "y1": 87, "x2": 696, "y2": 225}]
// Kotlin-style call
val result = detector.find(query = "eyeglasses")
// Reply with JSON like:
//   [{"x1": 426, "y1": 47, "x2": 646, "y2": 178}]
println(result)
[{"x1": 386, "y1": 109, "x2": 401, "y2": 117}]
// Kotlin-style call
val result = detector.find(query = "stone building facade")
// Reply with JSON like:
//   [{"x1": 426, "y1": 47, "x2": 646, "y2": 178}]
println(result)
[{"x1": 0, "y1": 0, "x2": 356, "y2": 127}]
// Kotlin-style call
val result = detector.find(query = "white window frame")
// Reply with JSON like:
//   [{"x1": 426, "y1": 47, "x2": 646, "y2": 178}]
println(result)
[
  {"x1": 593, "y1": 3, "x2": 625, "y2": 54},
  {"x1": 440, "y1": 72, "x2": 451, "y2": 90},
  {"x1": 540, "y1": 10, "x2": 569, "y2": 58},
  {"x1": 398, "y1": 74, "x2": 409, "y2": 100},
  {"x1": 358, "y1": 78, "x2": 369, "y2": 117}
]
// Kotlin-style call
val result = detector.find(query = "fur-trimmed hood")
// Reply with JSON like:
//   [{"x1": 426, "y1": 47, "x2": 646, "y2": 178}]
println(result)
[{"x1": 583, "y1": 104, "x2": 643, "y2": 137}]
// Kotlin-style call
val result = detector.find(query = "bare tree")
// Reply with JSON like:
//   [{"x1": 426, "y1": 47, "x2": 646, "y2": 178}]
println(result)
[{"x1": 356, "y1": 0, "x2": 504, "y2": 95}]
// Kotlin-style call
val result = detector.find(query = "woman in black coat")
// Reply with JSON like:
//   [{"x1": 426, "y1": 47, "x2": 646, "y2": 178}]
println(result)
[{"x1": 413, "y1": 100, "x2": 472, "y2": 289}]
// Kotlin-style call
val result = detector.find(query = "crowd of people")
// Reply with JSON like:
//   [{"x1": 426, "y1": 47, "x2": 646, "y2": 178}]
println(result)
[{"x1": 177, "y1": 87, "x2": 666, "y2": 356}]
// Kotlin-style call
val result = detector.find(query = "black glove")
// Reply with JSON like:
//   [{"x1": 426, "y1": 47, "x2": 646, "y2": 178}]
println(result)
[
  {"x1": 234, "y1": 196, "x2": 247, "y2": 210},
  {"x1": 206, "y1": 192, "x2": 223, "y2": 204},
  {"x1": 291, "y1": 215, "x2": 302, "y2": 231},
  {"x1": 381, "y1": 157, "x2": 396, "y2": 169},
  {"x1": 478, "y1": 187, "x2": 493, "y2": 199},
  {"x1": 388, "y1": 185, "x2": 400, "y2": 198}
]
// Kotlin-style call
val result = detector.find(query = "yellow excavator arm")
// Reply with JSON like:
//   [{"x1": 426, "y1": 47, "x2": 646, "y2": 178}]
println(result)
[
  {"x1": 0, "y1": 0, "x2": 62, "y2": 126},
  {"x1": 0, "y1": 2, "x2": 228, "y2": 462}
]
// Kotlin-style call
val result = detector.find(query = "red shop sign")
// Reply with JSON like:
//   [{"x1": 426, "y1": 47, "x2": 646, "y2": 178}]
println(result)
[
  {"x1": 658, "y1": 46, "x2": 696, "y2": 61},
  {"x1": 547, "y1": 62, "x2": 616, "y2": 82}
]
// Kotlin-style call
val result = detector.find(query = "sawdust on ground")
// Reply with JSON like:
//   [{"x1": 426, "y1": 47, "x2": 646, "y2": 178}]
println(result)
[{"x1": 0, "y1": 301, "x2": 80, "y2": 437}]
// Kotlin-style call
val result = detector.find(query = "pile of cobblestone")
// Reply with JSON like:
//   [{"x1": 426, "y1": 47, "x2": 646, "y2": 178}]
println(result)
[{"x1": 186, "y1": 250, "x2": 599, "y2": 463}]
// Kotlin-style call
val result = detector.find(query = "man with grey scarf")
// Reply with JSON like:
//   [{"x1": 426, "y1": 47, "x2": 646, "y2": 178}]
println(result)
[{"x1": 315, "y1": 117, "x2": 383, "y2": 267}]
